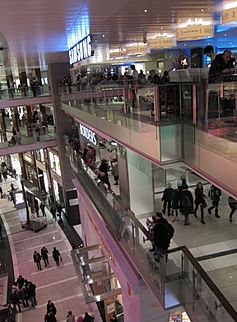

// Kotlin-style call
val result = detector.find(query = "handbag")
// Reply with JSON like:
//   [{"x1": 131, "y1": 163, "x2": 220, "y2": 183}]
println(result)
[{"x1": 202, "y1": 200, "x2": 207, "y2": 209}]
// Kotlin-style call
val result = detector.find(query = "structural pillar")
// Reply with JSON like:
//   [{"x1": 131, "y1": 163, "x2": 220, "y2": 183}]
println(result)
[{"x1": 48, "y1": 62, "x2": 80, "y2": 225}]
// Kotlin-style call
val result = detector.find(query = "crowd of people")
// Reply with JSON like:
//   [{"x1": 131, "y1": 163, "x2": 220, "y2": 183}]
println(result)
[
  {"x1": 161, "y1": 176, "x2": 237, "y2": 225},
  {"x1": 80, "y1": 143, "x2": 119, "y2": 194},
  {"x1": 44, "y1": 301, "x2": 96, "y2": 322},
  {"x1": 9, "y1": 275, "x2": 37, "y2": 313},
  {"x1": 33, "y1": 246, "x2": 62, "y2": 271},
  {"x1": 60, "y1": 65, "x2": 170, "y2": 93}
]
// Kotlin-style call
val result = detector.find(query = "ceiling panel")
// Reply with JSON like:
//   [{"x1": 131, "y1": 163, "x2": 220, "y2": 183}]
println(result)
[{"x1": 0, "y1": 0, "x2": 222, "y2": 70}]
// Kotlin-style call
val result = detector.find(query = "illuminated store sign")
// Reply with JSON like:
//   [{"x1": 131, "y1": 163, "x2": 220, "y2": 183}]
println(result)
[
  {"x1": 79, "y1": 124, "x2": 97, "y2": 145},
  {"x1": 176, "y1": 19, "x2": 213, "y2": 40},
  {"x1": 222, "y1": 2, "x2": 237, "y2": 24},
  {"x1": 69, "y1": 34, "x2": 92, "y2": 65},
  {"x1": 148, "y1": 37, "x2": 176, "y2": 48}
]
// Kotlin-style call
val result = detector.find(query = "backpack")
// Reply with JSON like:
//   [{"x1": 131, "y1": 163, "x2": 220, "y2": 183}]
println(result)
[{"x1": 182, "y1": 194, "x2": 192, "y2": 210}]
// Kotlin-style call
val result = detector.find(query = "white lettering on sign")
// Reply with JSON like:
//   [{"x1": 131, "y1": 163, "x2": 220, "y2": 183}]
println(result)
[
  {"x1": 69, "y1": 35, "x2": 92, "y2": 64},
  {"x1": 79, "y1": 124, "x2": 97, "y2": 145}
]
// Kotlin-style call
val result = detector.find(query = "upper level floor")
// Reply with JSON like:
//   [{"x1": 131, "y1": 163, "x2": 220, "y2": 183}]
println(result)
[{"x1": 59, "y1": 79, "x2": 237, "y2": 198}]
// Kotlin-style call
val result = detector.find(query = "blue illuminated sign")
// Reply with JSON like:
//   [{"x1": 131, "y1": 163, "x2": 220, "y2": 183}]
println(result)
[{"x1": 69, "y1": 34, "x2": 92, "y2": 64}]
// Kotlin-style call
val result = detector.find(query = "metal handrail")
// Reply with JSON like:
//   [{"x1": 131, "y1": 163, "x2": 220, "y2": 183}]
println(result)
[{"x1": 165, "y1": 246, "x2": 237, "y2": 320}]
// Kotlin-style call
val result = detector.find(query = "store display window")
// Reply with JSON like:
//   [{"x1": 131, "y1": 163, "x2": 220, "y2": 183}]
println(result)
[{"x1": 169, "y1": 312, "x2": 191, "y2": 322}]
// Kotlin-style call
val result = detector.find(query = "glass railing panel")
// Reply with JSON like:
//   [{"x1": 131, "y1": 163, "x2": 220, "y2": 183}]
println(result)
[
  {"x1": 0, "y1": 87, "x2": 49, "y2": 100},
  {"x1": 160, "y1": 124, "x2": 182, "y2": 162},
  {"x1": 162, "y1": 247, "x2": 237, "y2": 321}
]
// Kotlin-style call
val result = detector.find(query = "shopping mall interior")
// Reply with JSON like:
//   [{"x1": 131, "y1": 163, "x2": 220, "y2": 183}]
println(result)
[{"x1": 2, "y1": 0, "x2": 237, "y2": 322}]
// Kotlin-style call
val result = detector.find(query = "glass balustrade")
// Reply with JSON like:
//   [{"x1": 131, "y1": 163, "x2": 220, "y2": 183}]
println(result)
[
  {"x1": 0, "y1": 86, "x2": 50, "y2": 100},
  {"x1": 0, "y1": 125, "x2": 55, "y2": 149},
  {"x1": 66, "y1": 143, "x2": 237, "y2": 320}
]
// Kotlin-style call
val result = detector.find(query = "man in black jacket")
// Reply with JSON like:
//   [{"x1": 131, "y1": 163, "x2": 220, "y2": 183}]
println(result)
[
  {"x1": 162, "y1": 183, "x2": 174, "y2": 216},
  {"x1": 209, "y1": 50, "x2": 235, "y2": 83},
  {"x1": 153, "y1": 212, "x2": 174, "y2": 261}
]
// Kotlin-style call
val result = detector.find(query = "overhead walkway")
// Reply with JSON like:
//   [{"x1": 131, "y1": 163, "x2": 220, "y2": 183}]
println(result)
[{"x1": 60, "y1": 81, "x2": 237, "y2": 198}]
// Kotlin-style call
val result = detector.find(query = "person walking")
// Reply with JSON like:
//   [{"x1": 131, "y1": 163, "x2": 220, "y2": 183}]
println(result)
[
  {"x1": 0, "y1": 186, "x2": 3, "y2": 198},
  {"x1": 180, "y1": 185, "x2": 194, "y2": 226},
  {"x1": 66, "y1": 311, "x2": 76, "y2": 322},
  {"x1": 33, "y1": 250, "x2": 42, "y2": 271},
  {"x1": 208, "y1": 185, "x2": 222, "y2": 218},
  {"x1": 194, "y1": 182, "x2": 207, "y2": 224},
  {"x1": 47, "y1": 300, "x2": 57, "y2": 316},
  {"x1": 162, "y1": 183, "x2": 174, "y2": 216},
  {"x1": 170, "y1": 189, "x2": 179, "y2": 222},
  {"x1": 41, "y1": 246, "x2": 49, "y2": 267},
  {"x1": 52, "y1": 247, "x2": 61, "y2": 266},
  {"x1": 228, "y1": 196, "x2": 237, "y2": 222},
  {"x1": 40, "y1": 201, "x2": 46, "y2": 216}
]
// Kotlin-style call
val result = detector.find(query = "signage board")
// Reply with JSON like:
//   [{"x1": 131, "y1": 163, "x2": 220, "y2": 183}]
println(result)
[
  {"x1": 148, "y1": 37, "x2": 176, "y2": 48},
  {"x1": 69, "y1": 34, "x2": 92, "y2": 65},
  {"x1": 222, "y1": 7, "x2": 237, "y2": 24},
  {"x1": 176, "y1": 25, "x2": 213, "y2": 40},
  {"x1": 79, "y1": 124, "x2": 97, "y2": 145}
]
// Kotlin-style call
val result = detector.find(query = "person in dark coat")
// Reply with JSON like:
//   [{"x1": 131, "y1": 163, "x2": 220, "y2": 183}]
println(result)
[
  {"x1": 41, "y1": 247, "x2": 49, "y2": 267},
  {"x1": 83, "y1": 312, "x2": 94, "y2": 322},
  {"x1": 45, "y1": 312, "x2": 57, "y2": 322},
  {"x1": 52, "y1": 247, "x2": 61, "y2": 266},
  {"x1": 208, "y1": 185, "x2": 221, "y2": 218},
  {"x1": 228, "y1": 196, "x2": 237, "y2": 222},
  {"x1": 98, "y1": 159, "x2": 111, "y2": 190},
  {"x1": 171, "y1": 189, "x2": 179, "y2": 222},
  {"x1": 26, "y1": 281, "x2": 37, "y2": 307},
  {"x1": 47, "y1": 300, "x2": 57, "y2": 316},
  {"x1": 194, "y1": 182, "x2": 206, "y2": 224},
  {"x1": 162, "y1": 183, "x2": 174, "y2": 216},
  {"x1": 179, "y1": 185, "x2": 193, "y2": 225},
  {"x1": 40, "y1": 201, "x2": 46, "y2": 216},
  {"x1": 33, "y1": 251, "x2": 42, "y2": 270},
  {"x1": 10, "y1": 291, "x2": 21, "y2": 313},
  {"x1": 208, "y1": 50, "x2": 235, "y2": 83},
  {"x1": 152, "y1": 212, "x2": 174, "y2": 261}
]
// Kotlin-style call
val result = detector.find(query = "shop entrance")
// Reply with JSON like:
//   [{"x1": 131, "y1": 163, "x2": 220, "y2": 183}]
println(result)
[{"x1": 72, "y1": 244, "x2": 123, "y2": 322}]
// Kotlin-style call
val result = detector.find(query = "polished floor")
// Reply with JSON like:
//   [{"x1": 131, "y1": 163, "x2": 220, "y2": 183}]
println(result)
[{"x1": 0, "y1": 177, "x2": 101, "y2": 322}]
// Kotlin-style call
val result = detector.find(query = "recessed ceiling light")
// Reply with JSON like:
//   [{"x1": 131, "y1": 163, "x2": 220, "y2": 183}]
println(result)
[
  {"x1": 102, "y1": 34, "x2": 105, "y2": 38},
  {"x1": 144, "y1": 9, "x2": 148, "y2": 13},
  {"x1": 184, "y1": 43, "x2": 186, "y2": 46},
  {"x1": 201, "y1": 9, "x2": 204, "y2": 12},
  {"x1": 225, "y1": 33, "x2": 227, "y2": 36}
]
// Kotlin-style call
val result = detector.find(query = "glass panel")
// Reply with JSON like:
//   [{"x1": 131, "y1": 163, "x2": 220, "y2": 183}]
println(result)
[{"x1": 160, "y1": 124, "x2": 182, "y2": 162}]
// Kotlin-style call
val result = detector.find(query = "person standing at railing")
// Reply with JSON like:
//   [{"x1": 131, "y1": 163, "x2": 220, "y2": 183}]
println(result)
[
  {"x1": 153, "y1": 212, "x2": 174, "y2": 262},
  {"x1": 208, "y1": 50, "x2": 235, "y2": 83}
]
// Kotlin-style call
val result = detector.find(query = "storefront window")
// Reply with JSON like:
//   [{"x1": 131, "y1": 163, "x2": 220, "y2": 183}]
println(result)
[{"x1": 35, "y1": 149, "x2": 45, "y2": 163}]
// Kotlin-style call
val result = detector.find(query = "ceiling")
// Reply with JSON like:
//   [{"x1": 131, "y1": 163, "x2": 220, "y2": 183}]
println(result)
[{"x1": 0, "y1": 0, "x2": 234, "y2": 71}]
